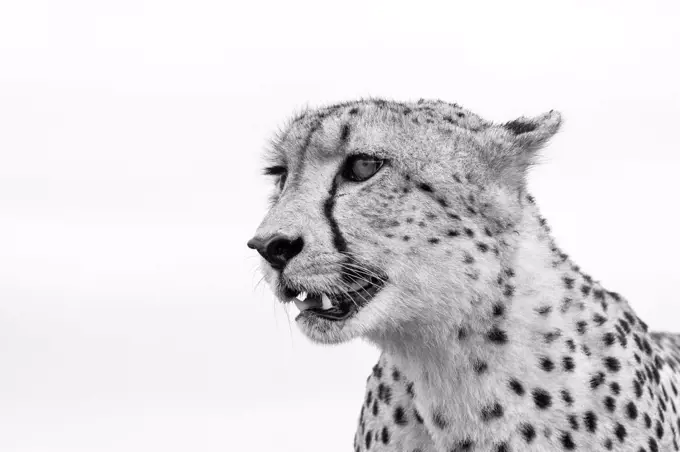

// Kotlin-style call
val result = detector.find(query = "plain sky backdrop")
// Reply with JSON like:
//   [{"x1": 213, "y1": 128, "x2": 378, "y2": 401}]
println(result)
[{"x1": 1, "y1": 1, "x2": 679, "y2": 451}]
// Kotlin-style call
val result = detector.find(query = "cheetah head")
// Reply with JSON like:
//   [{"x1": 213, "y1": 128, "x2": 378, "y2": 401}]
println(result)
[{"x1": 248, "y1": 99, "x2": 561, "y2": 346}]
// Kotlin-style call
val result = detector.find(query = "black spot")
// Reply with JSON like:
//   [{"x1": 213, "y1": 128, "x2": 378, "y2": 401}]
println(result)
[
  {"x1": 545, "y1": 330, "x2": 562, "y2": 343},
  {"x1": 561, "y1": 431, "x2": 576, "y2": 450},
  {"x1": 372, "y1": 364, "x2": 382, "y2": 379},
  {"x1": 532, "y1": 388, "x2": 552, "y2": 409},
  {"x1": 590, "y1": 372, "x2": 606, "y2": 389},
  {"x1": 487, "y1": 327, "x2": 508, "y2": 344},
  {"x1": 463, "y1": 253, "x2": 475, "y2": 264},
  {"x1": 458, "y1": 326, "x2": 468, "y2": 340},
  {"x1": 431, "y1": 410, "x2": 448, "y2": 429},
  {"x1": 340, "y1": 124, "x2": 351, "y2": 142},
  {"x1": 576, "y1": 320, "x2": 588, "y2": 335},
  {"x1": 540, "y1": 357, "x2": 555, "y2": 372},
  {"x1": 509, "y1": 378, "x2": 525, "y2": 396},
  {"x1": 418, "y1": 183, "x2": 433, "y2": 192},
  {"x1": 437, "y1": 197, "x2": 449, "y2": 207},
  {"x1": 563, "y1": 276, "x2": 575, "y2": 289},
  {"x1": 604, "y1": 396, "x2": 616, "y2": 412},
  {"x1": 593, "y1": 313, "x2": 607, "y2": 326},
  {"x1": 476, "y1": 242, "x2": 489, "y2": 253},
  {"x1": 447, "y1": 229, "x2": 460, "y2": 237},
  {"x1": 349, "y1": 107, "x2": 359, "y2": 115},
  {"x1": 563, "y1": 356, "x2": 575, "y2": 372},
  {"x1": 568, "y1": 414, "x2": 579, "y2": 430},
  {"x1": 604, "y1": 357, "x2": 621, "y2": 372},
  {"x1": 655, "y1": 420, "x2": 664, "y2": 439},
  {"x1": 644, "y1": 413, "x2": 652, "y2": 428},
  {"x1": 537, "y1": 305, "x2": 552, "y2": 316},
  {"x1": 406, "y1": 382, "x2": 415, "y2": 398},
  {"x1": 403, "y1": 235, "x2": 411, "y2": 241},
  {"x1": 581, "y1": 285, "x2": 592, "y2": 296},
  {"x1": 503, "y1": 285, "x2": 515, "y2": 297},
  {"x1": 610, "y1": 382, "x2": 621, "y2": 395},
  {"x1": 474, "y1": 360, "x2": 488, "y2": 374},
  {"x1": 615, "y1": 423, "x2": 627, "y2": 442},
  {"x1": 448, "y1": 212, "x2": 462, "y2": 220},
  {"x1": 640, "y1": 319, "x2": 649, "y2": 332},
  {"x1": 481, "y1": 402, "x2": 504, "y2": 421},
  {"x1": 454, "y1": 439, "x2": 474, "y2": 451},
  {"x1": 428, "y1": 238, "x2": 440, "y2": 244},
  {"x1": 495, "y1": 443, "x2": 509, "y2": 452},
  {"x1": 377, "y1": 383, "x2": 391, "y2": 404},
  {"x1": 584, "y1": 411, "x2": 598, "y2": 432},
  {"x1": 565, "y1": 339, "x2": 576, "y2": 352},
  {"x1": 634, "y1": 380, "x2": 643, "y2": 398},
  {"x1": 464, "y1": 228, "x2": 475, "y2": 238},
  {"x1": 413, "y1": 409, "x2": 424, "y2": 424},
  {"x1": 391, "y1": 368, "x2": 400, "y2": 381},
  {"x1": 380, "y1": 426, "x2": 390, "y2": 444},
  {"x1": 492, "y1": 303, "x2": 505, "y2": 317},
  {"x1": 649, "y1": 437, "x2": 659, "y2": 452},
  {"x1": 520, "y1": 423, "x2": 536, "y2": 443},
  {"x1": 603, "y1": 332, "x2": 616, "y2": 346},
  {"x1": 372, "y1": 400, "x2": 379, "y2": 416},
  {"x1": 561, "y1": 389, "x2": 574, "y2": 406},
  {"x1": 393, "y1": 406, "x2": 408, "y2": 426},
  {"x1": 504, "y1": 119, "x2": 537, "y2": 134},
  {"x1": 365, "y1": 430, "x2": 372, "y2": 449}
]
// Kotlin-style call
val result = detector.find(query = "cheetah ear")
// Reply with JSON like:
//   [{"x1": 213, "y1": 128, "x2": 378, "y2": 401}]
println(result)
[
  {"x1": 482, "y1": 110, "x2": 562, "y2": 188},
  {"x1": 502, "y1": 110, "x2": 562, "y2": 152}
]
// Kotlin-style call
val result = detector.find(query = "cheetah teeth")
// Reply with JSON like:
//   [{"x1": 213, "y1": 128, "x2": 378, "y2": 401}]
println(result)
[{"x1": 321, "y1": 293, "x2": 333, "y2": 309}]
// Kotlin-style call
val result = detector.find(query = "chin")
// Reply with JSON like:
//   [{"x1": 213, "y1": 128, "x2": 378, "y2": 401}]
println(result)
[{"x1": 295, "y1": 311, "x2": 362, "y2": 344}]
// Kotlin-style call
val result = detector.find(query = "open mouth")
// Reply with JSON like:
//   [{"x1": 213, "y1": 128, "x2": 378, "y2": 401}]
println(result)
[{"x1": 283, "y1": 275, "x2": 387, "y2": 321}]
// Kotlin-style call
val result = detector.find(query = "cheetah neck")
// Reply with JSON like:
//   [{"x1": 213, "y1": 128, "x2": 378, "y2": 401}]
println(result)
[{"x1": 374, "y1": 205, "x2": 648, "y2": 444}]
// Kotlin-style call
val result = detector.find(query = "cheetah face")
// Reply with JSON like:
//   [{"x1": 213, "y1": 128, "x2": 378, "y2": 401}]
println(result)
[
  {"x1": 248, "y1": 100, "x2": 561, "y2": 345},
  {"x1": 249, "y1": 143, "x2": 400, "y2": 343}
]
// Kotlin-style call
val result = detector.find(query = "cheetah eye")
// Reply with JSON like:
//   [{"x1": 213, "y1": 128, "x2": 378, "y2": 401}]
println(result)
[
  {"x1": 341, "y1": 154, "x2": 385, "y2": 182},
  {"x1": 264, "y1": 165, "x2": 288, "y2": 190}
]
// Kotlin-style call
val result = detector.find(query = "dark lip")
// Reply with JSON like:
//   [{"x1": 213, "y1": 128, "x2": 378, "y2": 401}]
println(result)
[{"x1": 285, "y1": 273, "x2": 388, "y2": 322}]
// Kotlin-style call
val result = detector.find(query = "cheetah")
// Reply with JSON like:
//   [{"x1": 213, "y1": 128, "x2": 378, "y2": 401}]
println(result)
[{"x1": 247, "y1": 98, "x2": 680, "y2": 452}]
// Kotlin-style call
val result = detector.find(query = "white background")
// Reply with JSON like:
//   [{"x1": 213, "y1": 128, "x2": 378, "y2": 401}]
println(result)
[{"x1": 0, "y1": 1, "x2": 678, "y2": 451}]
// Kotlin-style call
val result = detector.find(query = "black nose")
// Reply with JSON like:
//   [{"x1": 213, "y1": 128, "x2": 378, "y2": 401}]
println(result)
[{"x1": 247, "y1": 235, "x2": 304, "y2": 270}]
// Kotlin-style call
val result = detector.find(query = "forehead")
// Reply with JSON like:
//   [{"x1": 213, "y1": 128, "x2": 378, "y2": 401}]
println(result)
[{"x1": 266, "y1": 99, "x2": 491, "y2": 167}]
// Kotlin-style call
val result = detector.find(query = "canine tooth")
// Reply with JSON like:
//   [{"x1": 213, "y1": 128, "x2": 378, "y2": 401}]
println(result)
[
  {"x1": 321, "y1": 293, "x2": 333, "y2": 310},
  {"x1": 297, "y1": 291, "x2": 308, "y2": 301}
]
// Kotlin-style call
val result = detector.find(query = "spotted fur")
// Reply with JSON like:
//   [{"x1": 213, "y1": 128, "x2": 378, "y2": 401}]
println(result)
[{"x1": 250, "y1": 98, "x2": 680, "y2": 452}]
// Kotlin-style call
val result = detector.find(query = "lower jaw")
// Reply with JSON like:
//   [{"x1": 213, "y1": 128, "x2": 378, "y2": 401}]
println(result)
[{"x1": 295, "y1": 305, "x2": 357, "y2": 322}]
